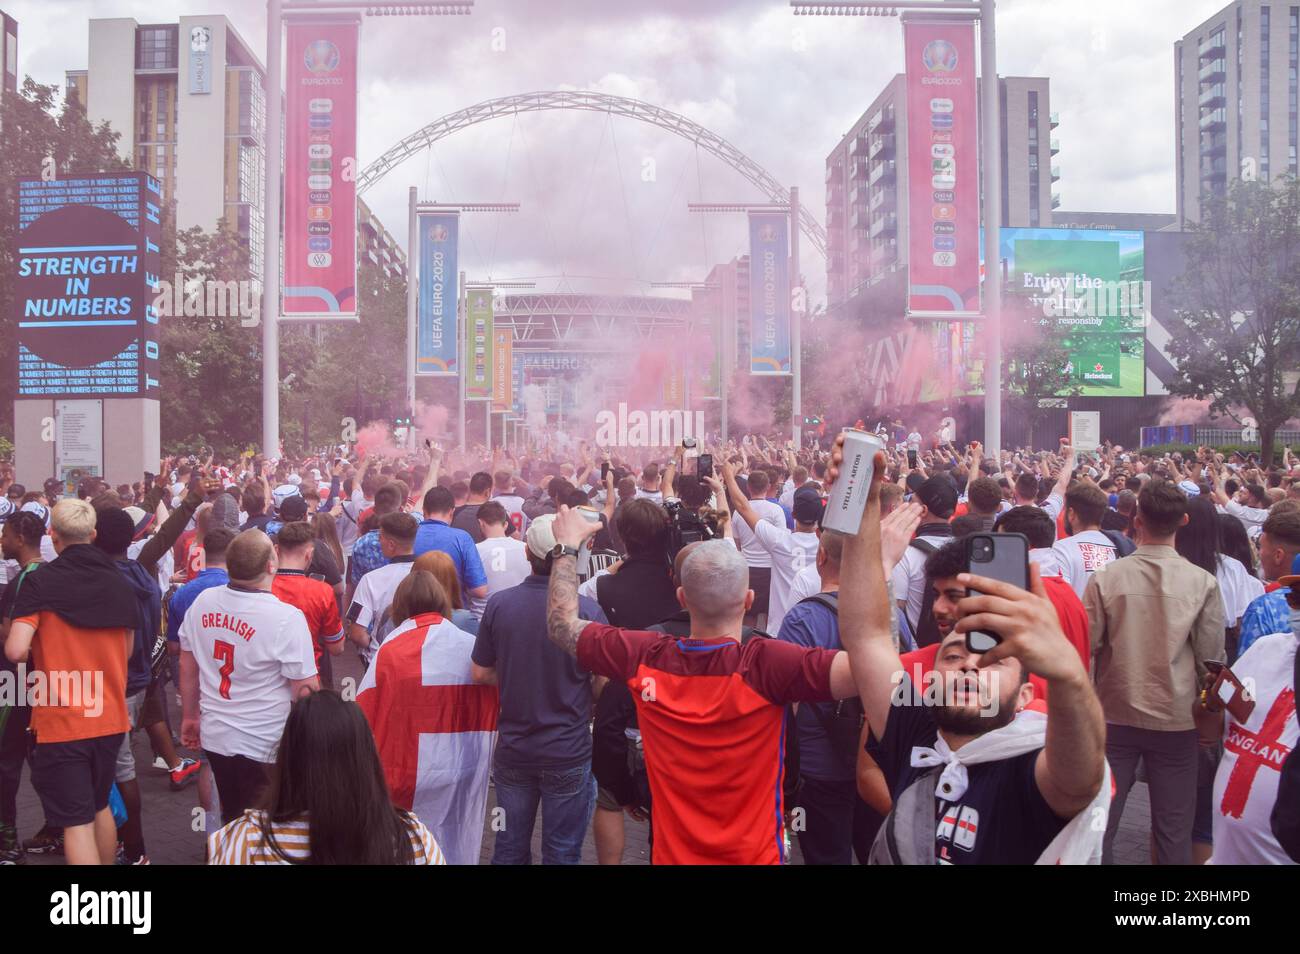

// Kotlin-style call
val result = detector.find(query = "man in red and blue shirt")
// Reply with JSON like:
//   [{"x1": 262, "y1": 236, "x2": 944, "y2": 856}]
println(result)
[{"x1": 544, "y1": 507, "x2": 858, "y2": 865}]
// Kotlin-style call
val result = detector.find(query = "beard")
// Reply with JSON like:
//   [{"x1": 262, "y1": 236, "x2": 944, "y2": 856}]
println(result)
[{"x1": 932, "y1": 674, "x2": 1020, "y2": 736}]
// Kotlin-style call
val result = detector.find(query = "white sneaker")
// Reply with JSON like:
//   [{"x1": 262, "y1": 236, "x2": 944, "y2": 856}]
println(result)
[{"x1": 153, "y1": 756, "x2": 169, "y2": 771}]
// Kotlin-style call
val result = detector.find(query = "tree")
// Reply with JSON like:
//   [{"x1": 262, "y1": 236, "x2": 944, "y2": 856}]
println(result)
[
  {"x1": 0, "y1": 77, "x2": 129, "y2": 437},
  {"x1": 1165, "y1": 178, "x2": 1300, "y2": 467},
  {"x1": 1001, "y1": 298, "x2": 1081, "y2": 449}
]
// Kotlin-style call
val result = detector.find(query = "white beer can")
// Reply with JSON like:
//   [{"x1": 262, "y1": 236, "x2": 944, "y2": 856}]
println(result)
[{"x1": 822, "y1": 428, "x2": 885, "y2": 534}]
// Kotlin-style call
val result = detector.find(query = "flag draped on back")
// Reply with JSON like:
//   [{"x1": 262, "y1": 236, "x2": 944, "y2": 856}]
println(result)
[{"x1": 357, "y1": 612, "x2": 498, "y2": 866}]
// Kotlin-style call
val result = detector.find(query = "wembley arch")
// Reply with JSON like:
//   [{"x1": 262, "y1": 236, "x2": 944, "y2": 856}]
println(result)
[{"x1": 356, "y1": 89, "x2": 828, "y2": 258}]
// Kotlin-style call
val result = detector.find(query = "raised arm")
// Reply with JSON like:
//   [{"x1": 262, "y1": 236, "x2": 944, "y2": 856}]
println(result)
[
  {"x1": 831, "y1": 438, "x2": 904, "y2": 740},
  {"x1": 720, "y1": 461, "x2": 759, "y2": 531},
  {"x1": 546, "y1": 506, "x2": 604, "y2": 655}
]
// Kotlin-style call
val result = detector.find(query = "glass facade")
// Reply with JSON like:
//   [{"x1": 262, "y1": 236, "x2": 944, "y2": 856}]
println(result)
[
  {"x1": 135, "y1": 25, "x2": 178, "y2": 71},
  {"x1": 1262, "y1": 6, "x2": 1271, "y2": 181}
]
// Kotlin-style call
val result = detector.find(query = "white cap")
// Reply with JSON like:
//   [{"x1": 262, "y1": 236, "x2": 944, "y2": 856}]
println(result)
[{"x1": 525, "y1": 513, "x2": 559, "y2": 560}]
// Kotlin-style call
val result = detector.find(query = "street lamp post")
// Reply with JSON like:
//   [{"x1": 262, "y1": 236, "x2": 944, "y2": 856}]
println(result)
[
  {"x1": 262, "y1": 1, "x2": 474, "y2": 457},
  {"x1": 790, "y1": 0, "x2": 1000, "y2": 456}
]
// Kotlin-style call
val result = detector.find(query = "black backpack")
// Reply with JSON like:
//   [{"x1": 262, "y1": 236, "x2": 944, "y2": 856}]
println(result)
[
  {"x1": 908, "y1": 539, "x2": 941, "y2": 647},
  {"x1": 1101, "y1": 529, "x2": 1137, "y2": 558},
  {"x1": 1269, "y1": 645, "x2": 1300, "y2": 861}
]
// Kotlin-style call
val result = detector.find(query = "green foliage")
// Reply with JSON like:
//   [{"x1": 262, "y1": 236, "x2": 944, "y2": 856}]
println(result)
[
  {"x1": 1001, "y1": 299, "x2": 1082, "y2": 448},
  {"x1": 1166, "y1": 177, "x2": 1300, "y2": 467}
]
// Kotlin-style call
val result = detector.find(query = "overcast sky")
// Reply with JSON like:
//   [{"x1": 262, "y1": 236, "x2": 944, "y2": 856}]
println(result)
[{"x1": 6, "y1": 0, "x2": 1230, "y2": 302}]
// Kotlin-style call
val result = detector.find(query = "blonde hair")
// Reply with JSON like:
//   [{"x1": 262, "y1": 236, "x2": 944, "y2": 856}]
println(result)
[
  {"x1": 51, "y1": 498, "x2": 96, "y2": 544},
  {"x1": 413, "y1": 550, "x2": 463, "y2": 610}
]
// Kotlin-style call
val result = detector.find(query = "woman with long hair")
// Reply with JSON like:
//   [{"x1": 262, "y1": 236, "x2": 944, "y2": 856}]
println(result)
[
  {"x1": 208, "y1": 691, "x2": 444, "y2": 865},
  {"x1": 356, "y1": 570, "x2": 498, "y2": 865},
  {"x1": 413, "y1": 550, "x2": 479, "y2": 634},
  {"x1": 1177, "y1": 496, "x2": 1264, "y2": 631},
  {"x1": 312, "y1": 511, "x2": 345, "y2": 587}
]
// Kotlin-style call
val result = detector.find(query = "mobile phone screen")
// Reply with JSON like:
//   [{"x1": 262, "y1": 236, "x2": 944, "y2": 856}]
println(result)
[
  {"x1": 964, "y1": 533, "x2": 1029, "y2": 654},
  {"x1": 697, "y1": 454, "x2": 713, "y2": 478}
]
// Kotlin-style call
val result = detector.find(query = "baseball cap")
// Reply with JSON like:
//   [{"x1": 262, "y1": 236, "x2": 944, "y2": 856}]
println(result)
[
  {"x1": 279, "y1": 495, "x2": 309, "y2": 522},
  {"x1": 917, "y1": 475, "x2": 959, "y2": 517},
  {"x1": 287, "y1": 473, "x2": 303, "y2": 486},
  {"x1": 6, "y1": 484, "x2": 25, "y2": 500},
  {"x1": 43, "y1": 477, "x2": 64, "y2": 498},
  {"x1": 525, "y1": 512, "x2": 559, "y2": 560},
  {"x1": 272, "y1": 484, "x2": 300, "y2": 511},
  {"x1": 21, "y1": 501, "x2": 50, "y2": 527},
  {"x1": 123, "y1": 505, "x2": 155, "y2": 541},
  {"x1": 792, "y1": 486, "x2": 824, "y2": 525}
]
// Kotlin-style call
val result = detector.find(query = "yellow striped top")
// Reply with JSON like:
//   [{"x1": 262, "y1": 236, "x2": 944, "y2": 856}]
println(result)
[{"x1": 208, "y1": 810, "x2": 446, "y2": 865}]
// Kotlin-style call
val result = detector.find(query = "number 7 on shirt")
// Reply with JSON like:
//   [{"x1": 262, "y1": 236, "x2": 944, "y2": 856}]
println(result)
[{"x1": 214, "y1": 640, "x2": 235, "y2": 699}]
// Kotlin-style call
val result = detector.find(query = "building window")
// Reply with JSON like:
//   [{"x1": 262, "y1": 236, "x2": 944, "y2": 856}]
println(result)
[
  {"x1": 1263, "y1": 6, "x2": 1272, "y2": 180},
  {"x1": 136, "y1": 26, "x2": 178, "y2": 71},
  {"x1": 1290, "y1": 8, "x2": 1298, "y2": 175}
]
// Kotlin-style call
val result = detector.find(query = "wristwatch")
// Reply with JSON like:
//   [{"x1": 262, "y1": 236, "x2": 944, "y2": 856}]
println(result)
[{"x1": 551, "y1": 543, "x2": 580, "y2": 559}]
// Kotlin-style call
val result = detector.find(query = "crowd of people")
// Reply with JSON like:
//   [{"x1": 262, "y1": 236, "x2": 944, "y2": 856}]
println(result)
[{"x1": 0, "y1": 426, "x2": 1297, "y2": 865}]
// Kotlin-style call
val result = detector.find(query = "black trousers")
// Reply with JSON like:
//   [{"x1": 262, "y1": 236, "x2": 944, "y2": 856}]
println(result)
[
  {"x1": 795, "y1": 776, "x2": 882, "y2": 865},
  {"x1": 204, "y1": 749, "x2": 272, "y2": 825},
  {"x1": 0, "y1": 705, "x2": 32, "y2": 834}
]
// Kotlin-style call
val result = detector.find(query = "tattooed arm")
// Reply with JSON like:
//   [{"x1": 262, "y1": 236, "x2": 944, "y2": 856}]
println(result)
[{"x1": 546, "y1": 506, "x2": 604, "y2": 656}]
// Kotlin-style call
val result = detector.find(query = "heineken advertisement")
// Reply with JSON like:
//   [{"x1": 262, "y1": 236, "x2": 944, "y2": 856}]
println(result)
[
  {"x1": 466, "y1": 286, "x2": 493, "y2": 398},
  {"x1": 996, "y1": 228, "x2": 1147, "y2": 398}
]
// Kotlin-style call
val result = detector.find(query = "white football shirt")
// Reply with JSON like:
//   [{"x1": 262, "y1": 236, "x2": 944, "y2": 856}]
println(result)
[
  {"x1": 1050, "y1": 530, "x2": 1119, "y2": 599},
  {"x1": 178, "y1": 585, "x2": 317, "y2": 763},
  {"x1": 733, "y1": 498, "x2": 786, "y2": 569},
  {"x1": 350, "y1": 558, "x2": 417, "y2": 665}
]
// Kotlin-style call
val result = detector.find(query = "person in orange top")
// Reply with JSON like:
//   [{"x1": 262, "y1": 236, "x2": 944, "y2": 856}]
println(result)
[{"x1": 3, "y1": 498, "x2": 137, "y2": 865}]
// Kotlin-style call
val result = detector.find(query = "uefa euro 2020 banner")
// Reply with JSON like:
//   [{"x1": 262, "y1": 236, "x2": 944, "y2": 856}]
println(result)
[
  {"x1": 748, "y1": 211, "x2": 791, "y2": 375},
  {"x1": 417, "y1": 213, "x2": 458, "y2": 376},
  {"x1": 283, "y1": 18, "x2": 359, "y2": 319},
  {"x1": 904, "y1": 17, "x2": 980, "y2": 316}
]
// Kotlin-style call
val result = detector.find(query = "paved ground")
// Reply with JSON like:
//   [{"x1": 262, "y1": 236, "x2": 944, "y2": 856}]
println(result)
[{"x1": 15, "y1": 650, "x2": 1156, "y2": 865}]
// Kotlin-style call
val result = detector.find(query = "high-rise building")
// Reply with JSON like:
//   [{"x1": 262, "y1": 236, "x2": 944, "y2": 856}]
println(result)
[
  {"x1": 1, "y1": 10, "x2": 17, "y2": 130},
  {"x1": 1175, "y1": 0, "x2": 1300, "y2": 227},
  {"x1": 66, "y1": 16, "x2": 266, "y2": 277},
  {"x1": 824, "y1": 74, "x2": 1059, "y2": 307},
  {"x1": 358, "y1": 198, "x2": 408, "y2": 282}
]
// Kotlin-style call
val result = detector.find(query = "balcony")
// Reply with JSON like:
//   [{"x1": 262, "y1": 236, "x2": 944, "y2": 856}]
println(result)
[
  {"x1": 869, "y1": 159, "x2": 897, "y2": 186},
  {"x1": 1198, "y1": 57, "x2": 1226, "y2": 83},
  {"x1": 849, "y1": 182, "x2": 868, "y2": 206},
  {"x1": 1198, "y1": 33, "x2": 1226, "y2": 61},
  {"x1": 1049, "y1": 137, "x2": 1060, "y2": 155},
  {"x1": 1199, "y1": 83, "x2": 1226, "y2": 108},
  {"x1": 868, "y1": 212, "x2": 897, "y2": 238},
  {"x1": 867, "y1": 108, "x2": 895, "y2": 135},
  {"x1": 1049, "y1": 111, "x2": 1059, "y2": 128},
  {"x1": 851, "y1": 206, "x2": 870, "y2": 230},
  {"x1": 869, "y1": 188, "x2": 895, "y2": 213},
  {"x1": 825, "y1": 163, "x2": 839, "y2": 183},
  {"x1": 1051, "y1": 164, "x2": 1061, "y2": 181},
  {"x1": 851, "y1": 158, "x2": 869, "y2": 181},
  {"x1": 848, "y1": 135, "x2": 869, "y2": 159},
  {"x1": 1199, "y1": 108, "x2": 1227, "y2": 132},
  {"x1": 869, "y1": 134, "x2": 896, "y2": 160},
  {"x1": 1051, "y1": 193, "x2": 1061, "y2": 210}
]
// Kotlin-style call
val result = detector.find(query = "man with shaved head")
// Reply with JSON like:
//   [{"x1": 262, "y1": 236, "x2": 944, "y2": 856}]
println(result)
[{"x1": 545, "y1": 511, "x2": 860, "y2": 865}]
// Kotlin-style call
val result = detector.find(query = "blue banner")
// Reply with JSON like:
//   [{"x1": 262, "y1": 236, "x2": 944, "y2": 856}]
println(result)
[
  {"x1": 417, "y1": 212, "x2": 458, "y2": 376},
  {"x1": 748, "y1": 212, "x2": 791, "y2": 375}
]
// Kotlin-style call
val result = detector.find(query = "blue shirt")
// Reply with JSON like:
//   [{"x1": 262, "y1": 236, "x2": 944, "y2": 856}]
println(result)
[
  {"x1": 471, "y1": 575, "x2": 606, "y2": 769},
  {"x1": 777, "y1": 593, "x2": 850, "y2": 781},
  {"x1": 413, "y1": 519, "x2": 487, "y2": 591},
  {"x1": 166, "y1": 567, "x2": 230, "y2": 642},
  {"x1": 1237, "y1": 588, "x2": 1291, "y2": 659},
  {"x1": 349, "y1": 529, "x2": 387, "y2": 584}
]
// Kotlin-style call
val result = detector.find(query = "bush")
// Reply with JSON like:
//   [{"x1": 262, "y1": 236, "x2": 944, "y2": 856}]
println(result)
[{"x1": 1134, "y1": 442, "x2": 1290, "y2": 461}]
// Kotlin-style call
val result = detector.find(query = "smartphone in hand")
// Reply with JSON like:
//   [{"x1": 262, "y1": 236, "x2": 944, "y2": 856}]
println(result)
[{"x1": 963, "y1": 533, "x2": 1030, "y2": 654}]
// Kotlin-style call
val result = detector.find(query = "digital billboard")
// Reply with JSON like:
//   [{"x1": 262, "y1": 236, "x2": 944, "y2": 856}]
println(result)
[
  {"x1": 992, "y1": 228, "x2": 1147, "y2": 398},
  {"x1": 13, "y1": 173, "x2": 162, "y2": 399}
]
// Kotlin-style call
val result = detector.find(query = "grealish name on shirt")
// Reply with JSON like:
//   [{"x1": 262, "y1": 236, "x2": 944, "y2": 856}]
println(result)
[{"x1": 200, "y1": 612, "x2": 257, "y2": 641}]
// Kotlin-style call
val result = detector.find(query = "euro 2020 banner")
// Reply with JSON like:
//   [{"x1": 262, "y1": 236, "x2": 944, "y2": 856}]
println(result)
[
  {"x1": 283, "y1": 18, "x2": 359, "y2": 319},
  {"x1": 748, "y1": 212, "x2": 791, "y2": 375},
  {"x1": 417, "y1": 213, "x2": 458, "y2": 376},
  {"x1": 903, "y1": 18, "x2": 980, "y2": 316}
]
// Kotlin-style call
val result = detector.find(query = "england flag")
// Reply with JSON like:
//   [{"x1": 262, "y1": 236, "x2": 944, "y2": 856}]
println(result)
[{"x1": 357, "y1": 612, "x2": 498, "y2": 866}]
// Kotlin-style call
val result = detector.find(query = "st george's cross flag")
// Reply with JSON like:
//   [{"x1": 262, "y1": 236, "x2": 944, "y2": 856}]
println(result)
[{"x1": 357, "y1": 612, "x2": 498, "y2": 866}]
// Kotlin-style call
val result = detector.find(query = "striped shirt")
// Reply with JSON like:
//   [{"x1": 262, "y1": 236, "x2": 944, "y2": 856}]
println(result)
[{"x1": 208, "y1": 810, "x2": 446, "y2": 865}]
